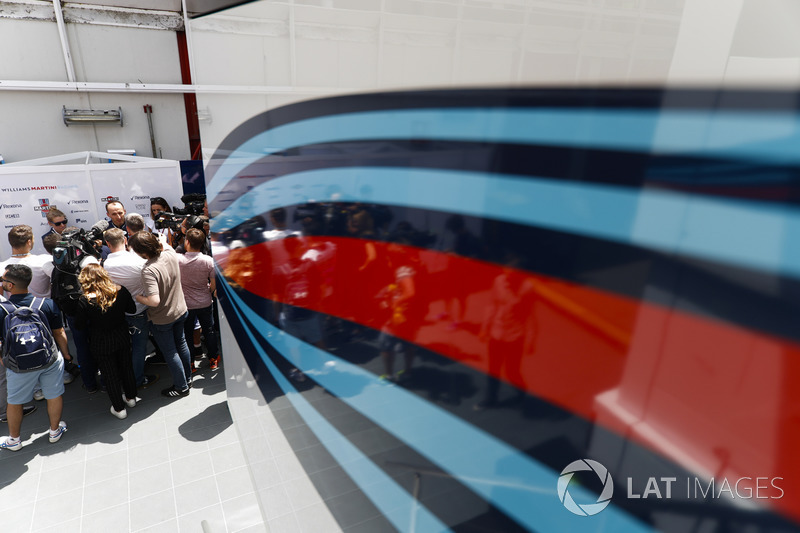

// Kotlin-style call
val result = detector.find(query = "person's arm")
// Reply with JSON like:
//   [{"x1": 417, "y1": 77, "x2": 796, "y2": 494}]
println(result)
[
  {"x1": 136, "y1": 266, "x2": 160, "y2": 307},
  {"x1": 52, "y1": 327, "x2": 70, "y2": 360},
  {"x1": 120, "y1": 286, "x2": 136, "y2": 314},
  {"x1": 136, "y1": 292, "x2": 160, "y2": 307}
]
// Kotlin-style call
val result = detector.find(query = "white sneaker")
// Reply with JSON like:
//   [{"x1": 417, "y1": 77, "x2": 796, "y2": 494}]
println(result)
[
  {"x1": 110, "y1": 406, "x2": 127, "y2": 420},
  {"x1": 63, "y1": 373, "x2": 74, "y2": 385},
  {"x1": 49, "y1": 421, "x2": 67, "y2": 443},
  {"x1": 33, "y1": 390, "x2": 44, "y2": 401},
  {"x1": 122, "y1": 394, "x2": 136, "y2": 408}
]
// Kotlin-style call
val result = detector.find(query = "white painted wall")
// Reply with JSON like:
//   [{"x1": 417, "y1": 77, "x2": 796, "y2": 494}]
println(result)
[{"x1": 0, "y1": 18, "x2": 190, "y2": 163}]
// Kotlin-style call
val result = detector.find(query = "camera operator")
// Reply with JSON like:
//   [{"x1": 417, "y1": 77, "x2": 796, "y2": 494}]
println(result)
[
  {"x1": 175, "y1": 215, "x2": 211, "y2": 256},
  {"x1": 146, "y1": 197, "x2": 174, "y2": 242},
  {"x1": 151, "y1": 193, "x2": 209, "y2": 254},
  {"x1": 47, "y1": 226, "x2": 103, "y2": 393}
]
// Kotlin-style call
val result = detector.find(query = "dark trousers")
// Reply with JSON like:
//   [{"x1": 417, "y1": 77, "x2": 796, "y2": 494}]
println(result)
[
  {"x1": 92, "y1": 345, "x2": 137, "y2": 412},
  {"x1": 183, "y1": 305, "x2": 219, "y2": 358},
  {"x1": 68, "y1": 315, "x2": 99, "y2": 390}
]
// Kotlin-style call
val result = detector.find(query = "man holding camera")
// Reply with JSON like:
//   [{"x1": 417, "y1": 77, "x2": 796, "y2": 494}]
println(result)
[{"x1": 43, "y1": 226, "x2": 100, "y2": 392}]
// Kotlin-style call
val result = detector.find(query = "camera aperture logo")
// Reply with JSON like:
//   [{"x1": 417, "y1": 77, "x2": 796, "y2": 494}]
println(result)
[{"x1": 558, "y1": 459, "x2": 613, "y2": 516}]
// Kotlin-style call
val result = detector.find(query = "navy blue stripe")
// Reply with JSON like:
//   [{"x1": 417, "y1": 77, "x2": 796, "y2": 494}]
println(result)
[{"x1": 208, "y1": 139, "x2": 800, "y2": 211}]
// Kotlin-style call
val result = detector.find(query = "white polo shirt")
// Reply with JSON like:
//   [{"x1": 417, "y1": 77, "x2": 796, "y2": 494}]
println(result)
[{"x1": 103, "y1": 250, "x2": 148, "y2": 315}]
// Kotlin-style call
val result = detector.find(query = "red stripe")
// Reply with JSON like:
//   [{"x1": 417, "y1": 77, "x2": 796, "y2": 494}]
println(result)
[{"x1": 218, "y1": 236, "x2": 800, "y2": 523}]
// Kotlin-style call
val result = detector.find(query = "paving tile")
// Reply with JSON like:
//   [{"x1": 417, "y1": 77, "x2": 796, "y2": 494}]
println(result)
[
  {"x1": 130, "y1": 488, "x2": 179, "y2": 531},
  {"x1": 171, "y1": 450, "x2": 216, "y2": 486},
  {"x1": 31, "y1": 487, "x2": 83, "y2": 530},
  {"x1": 83, "y1": 474, "x2": 130, "y2": 514},
  {"x1": 80, "y1": 502, "x2": 131, "y2": 533},
  {"x1": 174, "y1": 475, "x2": 220, "y2": 515}
]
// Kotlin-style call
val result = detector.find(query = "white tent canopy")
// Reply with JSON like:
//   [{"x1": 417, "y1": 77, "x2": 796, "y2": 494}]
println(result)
[{"x1": 0, "y1": 151, "x2": 183, "y2": 257}]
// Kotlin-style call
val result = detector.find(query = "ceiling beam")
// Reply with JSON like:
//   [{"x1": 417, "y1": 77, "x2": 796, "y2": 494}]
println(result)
[{"x1": 0, "y1": 1, "x2": 183, "y2": 30}]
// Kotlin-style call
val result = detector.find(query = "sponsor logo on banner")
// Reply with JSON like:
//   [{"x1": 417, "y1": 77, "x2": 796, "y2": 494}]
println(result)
[
  {"x1": 34, "y1": 199, "x2": 55, "y2": 217},
  {"x1": 136, "y1": 203, "x2": 147, "y2": 211},
  {"x1": 0, "y1": 186, "x2": 55, "y2": 192},
  {"x1": 5, "y1": 214, "x2": 20, "y2": 219},
  {"x1": 75, "y1": 217, "x2": 88, "y2": 224},
  {"x1": 69, "y1": 200, "x2": 89, "y2": 205},
  {"x1": 101, "y1": 196, "x2": 120, "y2": 203},
  {"x1": 4, "y1": 224, "x2": 16, "y2": 229},
  {"x1": 2, "y1": 204, "x2": 23, "y2": 209},
  {"x1": 131, "y1": 195, "x2": 150, "y2": 201},
  {"x1": 70, "y1": 209, "x2": 90, "y2": 214}
]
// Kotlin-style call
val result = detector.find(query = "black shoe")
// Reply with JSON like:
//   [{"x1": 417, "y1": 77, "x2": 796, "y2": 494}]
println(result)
[
  {"x1": 82, "y1": 384, "x2": 99, "y2": 394},
  {"x1": 193, "y1": 346, "x2": 204, "y2": 361},
  {"x1": 139, "y1": 374, "x2": 160, "y2": 389},
  {"x1": 0, "y1": 405, "x2": 37, "y2": 423},
  {"x1": 161, "y1": 386, "x2": 190, "y2": 398}
]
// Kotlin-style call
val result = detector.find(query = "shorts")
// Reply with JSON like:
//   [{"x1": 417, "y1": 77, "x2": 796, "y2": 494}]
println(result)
[{"x1": 6, "y1": 356, "x2": 65, "y2": 404}]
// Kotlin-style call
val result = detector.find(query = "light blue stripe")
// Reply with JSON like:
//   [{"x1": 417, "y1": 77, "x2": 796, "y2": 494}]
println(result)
[
  {"x1": 218, "y1": 278, "x2": 450, "y2": 533},
  {"x1": 221, "y1": 279, "x2": 653, "y2": 533},
  {"x1": 207, "y1": 107, "x2": 800, "y2": 201},
  {"x1": 210, "y1": 166, "x2": 800, "y2": 281}
]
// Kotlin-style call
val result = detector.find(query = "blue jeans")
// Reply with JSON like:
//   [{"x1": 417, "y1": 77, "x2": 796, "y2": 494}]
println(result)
[
  {"x1": 183, "y1": 305, "x2": 219, "y2": 358},
  {"x1": 126, "y1": 312, "x2": 150, "y2": 386},
  {"x1": 150, "y1": 311, "x2": 191, "y2": 391}
]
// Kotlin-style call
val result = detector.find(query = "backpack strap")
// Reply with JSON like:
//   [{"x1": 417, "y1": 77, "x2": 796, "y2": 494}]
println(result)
[
  {"x1": 0, "y1": 300, "x2": 16, "y2": 318},
  {"x1": 30, "y1": 298, "x2": 45, "y2": 312}
]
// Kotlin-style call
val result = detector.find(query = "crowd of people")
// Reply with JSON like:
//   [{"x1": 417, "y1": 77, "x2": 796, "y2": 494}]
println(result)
[{"x1": 0, "y1": 197, "x2": 219, "y2": 451}]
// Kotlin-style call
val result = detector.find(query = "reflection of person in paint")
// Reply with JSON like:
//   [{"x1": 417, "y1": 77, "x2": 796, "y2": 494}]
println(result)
[
  {"x1": 475, "y1": 250, "x2": 536, "y2": 410},
  {"x1": 273, "y1": 236, "x2": 326, "y2": 382},
  {"x1": 377, "y1": 228, "x2": 422, "y2": 382}
]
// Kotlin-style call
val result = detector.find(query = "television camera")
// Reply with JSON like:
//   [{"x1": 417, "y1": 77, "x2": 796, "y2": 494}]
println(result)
[
  {"x1": 154, "y1": 193, "x2": 207, "y2": 232},
  {"x1": 52, "y1": 226, "x2": 103, "y2": 270}
]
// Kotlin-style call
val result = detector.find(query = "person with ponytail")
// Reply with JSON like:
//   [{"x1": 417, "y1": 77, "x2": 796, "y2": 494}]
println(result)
[{"x1": 75, "y1": 263, "x2": 137, "y2": 419}]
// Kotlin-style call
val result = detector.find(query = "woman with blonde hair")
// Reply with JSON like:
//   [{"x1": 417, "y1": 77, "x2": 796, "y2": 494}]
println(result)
[{"x1": 75, "y1": 263, "x2": 137, "y2": 419}]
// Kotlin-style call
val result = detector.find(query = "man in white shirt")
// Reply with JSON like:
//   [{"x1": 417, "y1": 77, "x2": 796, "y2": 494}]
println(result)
[
  {"x1": 0, "y1": 225, "x2": 54, "y2": 298},
  {"x1": 102, "y1": 228, "x2": 159, "y2": 388}
]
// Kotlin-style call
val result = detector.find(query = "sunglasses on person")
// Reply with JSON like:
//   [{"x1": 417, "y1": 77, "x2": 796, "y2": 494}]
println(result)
[
  {"x1": 53, "y1": 219, "x2": 68, "y2": 226},
  {"x1": 0, "y1": 278, "x2": 14, "y2": 285}
]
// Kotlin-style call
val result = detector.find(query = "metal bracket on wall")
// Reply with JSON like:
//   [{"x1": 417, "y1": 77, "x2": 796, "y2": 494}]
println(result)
[{"x1": 143, "y1": 104, "x2": 158, "y2": 158}]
